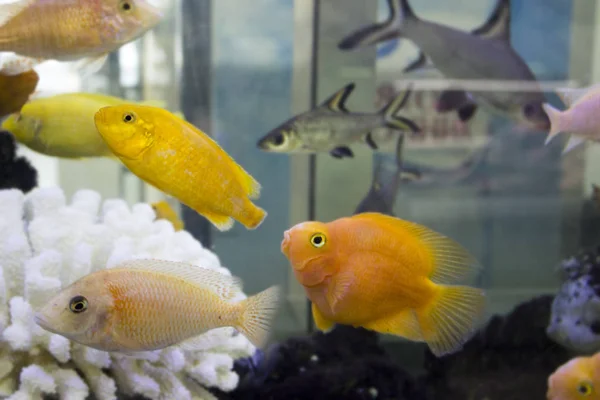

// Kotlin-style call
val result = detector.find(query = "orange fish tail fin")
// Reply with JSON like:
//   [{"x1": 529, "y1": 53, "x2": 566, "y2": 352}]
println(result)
[
  {"x1": 237, "y1": 202, "x2": 267, "y2": 230},
  {"x1": 236, "y1": 285, "x2": 282, "y2": 348},
  {"x1": 415, "y1": 284, "x2": 485, "y2": 357},
  {"x1": 234, "y1": 164, "x2": 262, "y2": 200}
]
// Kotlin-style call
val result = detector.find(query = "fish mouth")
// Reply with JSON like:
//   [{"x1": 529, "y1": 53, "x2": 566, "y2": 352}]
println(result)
[
  {"x1": 33, "y1": 312, "x2": 55, "y2": 332},
  {"x1": 256, "y1": 135, "x2": 272, "y2": 150},
  {"x1": 280, "y1": 230, "x2": 291, "y2": 256}
]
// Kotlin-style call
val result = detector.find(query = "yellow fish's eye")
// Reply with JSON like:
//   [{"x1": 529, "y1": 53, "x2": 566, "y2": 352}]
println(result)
[
  {"x1": 119, "y1": 0, "x2": 133, "y2": 12},
  {"x1": 122, "y1": 112, "x2": 136, "y2": 124},
  {"x1": 69, "y1": 295, "x2": 88, "y2": 314},
  {"x1": 310, "y1": 233, "x2": 326, "y2": 248},
  {"x1": 578, "y1": 381, "x2": 593, "y2": 396}
]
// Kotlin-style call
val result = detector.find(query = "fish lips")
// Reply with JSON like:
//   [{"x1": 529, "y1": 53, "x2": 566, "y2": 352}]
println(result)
[
  {"x1": 34, "y1": 312, "x2": 59, "y2": 334},
  {"x1": 280, "y1": 230, "x2": 291, "y2": 256}
]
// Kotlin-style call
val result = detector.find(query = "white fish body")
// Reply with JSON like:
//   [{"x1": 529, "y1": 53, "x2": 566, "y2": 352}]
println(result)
[
  {"x1": 543, "y1": 83, "x2": 600, "y2": 154},
  {"x1": 33, "y1": 259, "x2": 281, "y2": 352}
]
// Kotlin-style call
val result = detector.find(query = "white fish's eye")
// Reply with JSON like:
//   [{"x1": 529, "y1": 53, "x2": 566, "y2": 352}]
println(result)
[
  {"x1": 119, "y1": 0, "x2": 134, "y2": 12},
  {"x1": 310, "y1": 233, "x2": 326, "y2": 248},
  {"x1": 122, "y1": 112, "x2": 136, "y2": 123},
  {"x1": 69, "y1": 295, "x2": 88, "y2": 314},
  {"x1": 272, "y1": 132, "x2": 287, "y2": 147}
]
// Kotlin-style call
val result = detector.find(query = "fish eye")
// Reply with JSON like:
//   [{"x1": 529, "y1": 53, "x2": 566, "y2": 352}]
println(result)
[
  {"x1": 122, "y1": 112, "x2": 136, "y2": 123},
  {"x1": 578, "y1": 381, "x2": 593, "y2": 396},
  {"x1": 69, "y1": 295, "x2": 88, "y2": 314},
  {"x1": 119, "y1": 0, "x2": 133, "y2": 12},
  {"x1": 273, "y1": 132, "x2": 285, "y2": 146},
  {"x1": 310, "y1": 233, "x2": 326, "y2": 248}
]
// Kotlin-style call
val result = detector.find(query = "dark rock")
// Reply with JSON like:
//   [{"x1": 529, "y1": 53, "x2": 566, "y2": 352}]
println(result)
[
  {"x1": 423, "y1": 295, "x2": 571, "y2": 400},
  {"x1": 0, "y1": 130, "x2": 37, "y2": 193},
  {"x1": 217, "y1": 325, "x2": 427, "y2": 400}
]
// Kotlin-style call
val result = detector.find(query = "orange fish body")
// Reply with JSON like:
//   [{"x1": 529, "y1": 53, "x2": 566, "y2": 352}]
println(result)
[
  {"x1": 0, "y1": 68, "x2": 38, "y2": 118},
  {"x1": 281, "y1": 212, "x2": 486, "y2": 356},
  {"x1": 34, "y1": 259, "x2": 281, "y2": 352},
  {"x1": 548, "y1": 353, "x2": 600, "y2": 400},
  {"x1": 0, "y1": 0, "x2": 162, "y2": 68},
  {"x1": 94, "y1": 105, "x2": 267, "y2": 231}
]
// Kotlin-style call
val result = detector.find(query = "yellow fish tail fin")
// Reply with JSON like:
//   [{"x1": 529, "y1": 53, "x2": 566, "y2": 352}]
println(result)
[
  {"x1": 236, "y1": 202, "x2": 267, "y2": 230},
  {"x1": 416, "y1": 284, "x2": 485, "y2": 357},
  {"x1": 236, "y1": 285, "x2": 282, "y2": 348},
  {"x1": 235, "y1": 165, "x2": 262, "y2": 199},
  {"x1": 201, "y1": 210, "x2": 235, "y2": 231}
]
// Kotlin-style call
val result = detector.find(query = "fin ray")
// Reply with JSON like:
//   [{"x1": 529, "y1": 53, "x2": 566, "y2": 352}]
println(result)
[
  {"x1": 416, "y1": 285, "x2": 485, "y2": 356},
  {"x1": 562, "y1": 135, "x2": 586, "y2": 154},
  {"x1": 380, "y1": 86, "x2": 421, "y2": 134},
  {"x1": 113, "y1": 259, "x2": 244, "y2": 300},
  {"x1": 200, "y1": 209, "x2": 235, "y2": 231},
  {"x1": 237, "y1": 285, "x2": 281, "y2": 348},
  {"x1": 470, "y1": 0, "x2": 511, "y2": 41}
]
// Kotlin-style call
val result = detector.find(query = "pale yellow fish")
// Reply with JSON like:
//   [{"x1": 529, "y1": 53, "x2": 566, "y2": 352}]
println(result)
[
  {"x1": 94, "y1": 104, "x2": 267, "y2": 231},
  {"x1": 2, "y1": 92, "x2": 178, "y2": 159},
  {"x1": 0, "y1": 0, "x2": 163, "y2": 74},
  {"x1": 34, "y1": 259, "x2": 282, "y2": 352}
]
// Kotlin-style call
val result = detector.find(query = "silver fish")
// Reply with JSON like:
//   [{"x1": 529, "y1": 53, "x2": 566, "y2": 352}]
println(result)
[
  {"x1": 256, "y1": 83, "x2": 420, "y2": 159},
  {"x1": 338, "y1": 0, "x2": 549, "y2": 130},
  {"x1": 353, "y1": 133, "x2": 420, "y2": 216}
]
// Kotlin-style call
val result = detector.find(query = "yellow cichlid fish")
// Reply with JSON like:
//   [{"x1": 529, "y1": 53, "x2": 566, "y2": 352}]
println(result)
[
  {"x1": 151, "y1": 200, "x2": 184, "y2": 231},
  {"x1": 0, "y1": 0, "x2": 163, "y2": 74},
  {"x1": 2, "y1": 92, "x2": 178, "y2": 159},
  {"x1": 34, "y1": 259, "x2": 282, "y2": 352},
  {"x1": 94, "y1": 105, "x2": 268, "y2": 231}
]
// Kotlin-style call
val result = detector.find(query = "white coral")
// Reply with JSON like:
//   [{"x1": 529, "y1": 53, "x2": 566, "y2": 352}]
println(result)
[{"x1": 0, "y1": 187, "x2": 256, "y2": 400}]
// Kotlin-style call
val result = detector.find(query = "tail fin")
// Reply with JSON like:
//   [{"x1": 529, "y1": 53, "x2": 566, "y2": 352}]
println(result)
[
  {"x1": 542, "y1": 103, "x2": 564, "y2": 145},
  {"x1": 338, "y1": 0, "x2": 415, "y2": 50},
  {"x1": 236, "y1": 201, "x2": 267, "y2": 230},
  {"x1": 380, "y1": 87, "x2": 421, "y2": 134},
  {"x1": 416, "y1": 285, "x2": 485, "y2": 357},
  {"x1": 236, "y1": 285, "x2": 281, "y2": 348}
]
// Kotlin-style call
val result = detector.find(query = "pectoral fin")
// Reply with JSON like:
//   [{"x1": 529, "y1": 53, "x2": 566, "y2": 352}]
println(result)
[
  {"x1": 330, "y1": 146, "x2": 354, "y2": 158},
  {"x1": 403, "y1": 52, "x2": 435, "y2": 74},
  {"x1": 325, "y1": 270, "x2": 354, "y2": 313},
  {"x1": 361, "y1": 309, "x2": 423, "y2": 341},
  {"x1": 312, "y1": 303, "x2": 335, "y2": 332}
]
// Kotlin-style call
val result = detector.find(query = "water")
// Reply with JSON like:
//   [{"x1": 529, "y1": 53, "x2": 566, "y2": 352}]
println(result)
[{"x1": 0, "y1": 0, "x2": 598, "y2": 399}]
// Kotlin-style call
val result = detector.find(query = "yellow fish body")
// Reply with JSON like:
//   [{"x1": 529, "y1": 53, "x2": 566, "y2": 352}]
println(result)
[
  {"x1": 2, "y1": 92, "x2": 172, "y2": 159},
  {"x1": 0, "y1": 0, "x2": 163, "y2": 72},
  {"x1": 94, "y1": 104, "x2": 268, "y2": 231},
  {"x1": 34, "y1": 259, "x2": 281, "y2": 352},
  {"x1": 152, "y1": 200, "x2": 184, "y2": 231}
]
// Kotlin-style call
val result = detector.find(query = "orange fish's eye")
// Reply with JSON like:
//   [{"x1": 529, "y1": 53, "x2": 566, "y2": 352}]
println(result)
[
  {"x1": 69, "y1": 295, "x2": 88, "y2": 314},
  {"x1": 119, "y1": 0, "x2": 133, "y2": 12},
  {"x1": 310, "y1": 233, "x2": 326, "y2": 248},
  {"x1": 578, "y1": 381, "x2": 593, "y2": 396},
  {"x1": 122, "y1": 112, "x2": 136, "y2": 123}
]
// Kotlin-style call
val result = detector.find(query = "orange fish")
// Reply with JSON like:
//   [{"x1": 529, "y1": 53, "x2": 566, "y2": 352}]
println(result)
[
  {"x1": 548, "y1": 353, "x2": 600, "y2": 400},
  {"x1": 280, "y1": 212, "x2": 486, "y2": 356}
]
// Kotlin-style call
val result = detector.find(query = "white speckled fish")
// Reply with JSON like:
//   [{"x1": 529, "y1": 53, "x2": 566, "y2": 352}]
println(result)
[{"x1": 34, "y1": 259, "x2": 281, "y2": 352}]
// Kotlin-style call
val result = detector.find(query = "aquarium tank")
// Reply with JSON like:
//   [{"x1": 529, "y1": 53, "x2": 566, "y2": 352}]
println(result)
[{"x1": 0, "y1": 0, "x2": 599, "y2": 399}]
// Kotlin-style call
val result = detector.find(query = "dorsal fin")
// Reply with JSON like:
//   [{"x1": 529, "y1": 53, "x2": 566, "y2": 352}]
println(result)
[
  {"x1": 471, "y1": 0, "x2": 511, "y2": 41},
  {"x1": 113, "y1": 258, "x2": 244, "y2": 301},
  {"x1": 318, "y1": 83, "x2": 355, "y2": 113}
]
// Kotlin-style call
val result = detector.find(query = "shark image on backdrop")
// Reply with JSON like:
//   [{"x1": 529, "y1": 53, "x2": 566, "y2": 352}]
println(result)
[{"x1": 338, "y1": 0, "x2": 550, "y2": 130}]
